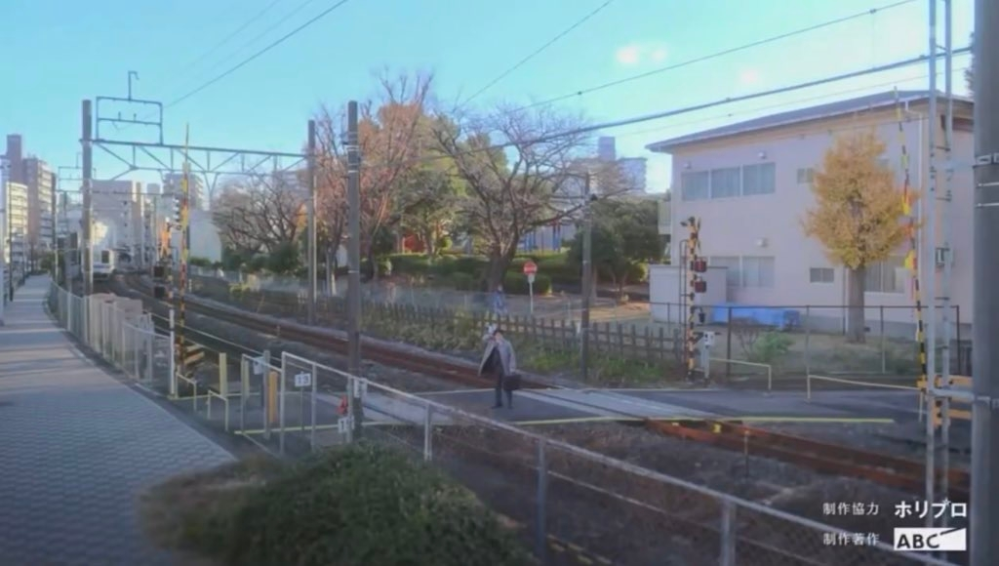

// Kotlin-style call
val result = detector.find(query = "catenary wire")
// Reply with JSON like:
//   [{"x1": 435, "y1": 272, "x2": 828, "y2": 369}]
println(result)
[
  {"x1": 167, "y1": 0, "x2": 350, "y2": 109},
  {"x1": 460, "y1": 0, "x2": 618, "y2": 106},
  {"x1": 611, "y1": 66, "x2": 969, "y2": 142},
  {"x1": 518, "y1": 0, "x2": 919, "y2": 111},
  {"x1": 179, "y1": 0, "x2": 286, "y2": 77},
  {"x1": 355, "y1": 47, "x2": 970, "y2": 172}
]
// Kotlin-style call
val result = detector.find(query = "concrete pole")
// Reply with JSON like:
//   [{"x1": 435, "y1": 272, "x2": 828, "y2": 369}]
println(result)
[
  {"x1": 82, "y1": 100, "x2": 93, "y2": 297},
  {"x1": 923, "y1": 0, "x2": 939, "y2": 527},
  {"x1": 970, "y1": 0, "x2": 999, "y2": 561},
  {"x1": 347, "y1": 101, "x2": 363, "y2": 439},
  {"x1": 580, "y1": 172, "x2": 592, "y2": 383},
  {"x1": 0, "y1": 158, "x2": 7, "y2": 325},
  {"x1": 938, "y1": 0, "x2": 955, "y2": 528},
  {"x1": 307, "y1": 119, "x2": 317, "y2": 325}
]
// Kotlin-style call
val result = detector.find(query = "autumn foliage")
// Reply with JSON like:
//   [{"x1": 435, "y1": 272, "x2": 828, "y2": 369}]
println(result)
[{"x1": 801, "y1": 130, "x2": 912, "y2": 342}]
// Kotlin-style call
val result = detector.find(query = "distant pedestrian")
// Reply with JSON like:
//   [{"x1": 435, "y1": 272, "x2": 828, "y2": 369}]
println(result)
[
  {"x1": 479, "y1": 325, "x2": 519, "y2": 409},
  {"x1": 492, "y1": 285, "x2": 507, "y2": 315}
]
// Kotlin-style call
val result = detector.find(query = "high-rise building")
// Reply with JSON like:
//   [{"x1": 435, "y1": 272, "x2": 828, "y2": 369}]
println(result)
[
  {"x1": 4, "y1": 134, "x2": 55, "y2": 268},
  {"x1": 597, "y1": 136, "x2": 617, "y2": 162},
  {"x1": 162, "y1": 172, "x2": 206, "y2": 210},
  {"x1": 3, "y1": 181, "x2": 30, "y2": 277},
  {"x1": 619, "y1": 157, "x2": 648, "y2": 193}
]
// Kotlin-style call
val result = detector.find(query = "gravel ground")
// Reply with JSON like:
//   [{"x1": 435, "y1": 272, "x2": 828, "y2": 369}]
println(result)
[
  {"x1": 757, "y1": 422, "x2": 972, "y2": 470},
  {"x1": 534, "y1": 422, "x2": 968, "y2": 554}
]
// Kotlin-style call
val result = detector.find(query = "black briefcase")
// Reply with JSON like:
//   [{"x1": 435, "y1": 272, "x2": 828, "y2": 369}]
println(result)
[{"x1": 503, "y1": 373, "x2": 522, "y2": 392}]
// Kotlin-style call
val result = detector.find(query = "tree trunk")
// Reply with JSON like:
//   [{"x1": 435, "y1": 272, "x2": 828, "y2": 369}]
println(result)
[
  {"x1": 846, "y1": 267, "x2": 867, "y2": 344},
  {"x1": 423, "y1": 228, "x2": 436, "y2": 260},
  {"x1": 486, "y1": 244, "x2": 518, "y2": 292}
]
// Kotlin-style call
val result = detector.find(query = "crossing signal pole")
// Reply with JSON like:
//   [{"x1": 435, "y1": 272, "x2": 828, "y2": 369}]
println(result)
[{"x1": 681, "y1": 217, "x2": 707, "y2": 382}]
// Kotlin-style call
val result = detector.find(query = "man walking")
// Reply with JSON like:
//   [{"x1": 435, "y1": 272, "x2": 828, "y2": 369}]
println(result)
[{"x1": 479, "y1": 325, "x2": 517, "y2": 409}]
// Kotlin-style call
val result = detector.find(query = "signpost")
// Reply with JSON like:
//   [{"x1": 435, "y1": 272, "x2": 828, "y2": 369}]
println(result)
[{"x1": 523, "y1": 260, "x2": 537, "y2": 316}]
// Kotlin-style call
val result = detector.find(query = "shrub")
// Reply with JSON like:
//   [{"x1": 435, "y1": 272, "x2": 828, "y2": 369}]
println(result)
[
  {"x1": 142, "y1": 446, "x2": 530, "y2": 566},
  {"x1": 189, "y1": 256, "x2": 212, "y2": 269},
  {"x1": 226, "y1": 445, "x2": 530, "y2": 566},
  {"x1": 450, "y1": 255, "x2": 489, "y2": 278},
  {"x1": 389, "y1": 253, "x2": 432, "y2": 276},
  {"x1": 749, "y1": 332, "x2": 794, "y2": 364},
  {"x1": 537, "y1": 254, "x2": 579, "y2": 286},
  {"x1": 450, "y1": 272, "x2": 477, "y2": 291},
  {"x1": 503, "y1": 272, "x2": 552, "y2": 295}
]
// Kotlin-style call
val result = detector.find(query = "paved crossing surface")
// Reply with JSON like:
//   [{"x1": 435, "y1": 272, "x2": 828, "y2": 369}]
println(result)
[{"x1": 0, "y1": 277, "x2": 233, "y2": 566}]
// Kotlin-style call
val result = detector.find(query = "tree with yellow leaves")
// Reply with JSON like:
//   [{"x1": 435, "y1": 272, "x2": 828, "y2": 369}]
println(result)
[{"x1": 802, "y1": 130, "x2": 912, "y2": 343}]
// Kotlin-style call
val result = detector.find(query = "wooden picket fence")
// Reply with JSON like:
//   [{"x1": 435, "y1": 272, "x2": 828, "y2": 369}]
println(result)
[{"x1": 191, "y1": 276, "x2": 679, "y2": 365}]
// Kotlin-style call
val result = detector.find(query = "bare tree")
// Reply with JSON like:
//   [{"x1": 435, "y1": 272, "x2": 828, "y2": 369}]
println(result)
[
  {"x1": 212, "y1": 172, "x2": 307, "y2": 255},
  {"x1": 433, "y1": 104, "x2": 620, "y2": 291},
  {"x1": 314, "y1": 71, "x2": 435, "y2": 279}
]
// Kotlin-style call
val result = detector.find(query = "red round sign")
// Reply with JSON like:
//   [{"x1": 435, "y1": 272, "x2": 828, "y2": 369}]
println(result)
[{"x1": 523, "y1": 261, "x2": 537, "y2": 275}]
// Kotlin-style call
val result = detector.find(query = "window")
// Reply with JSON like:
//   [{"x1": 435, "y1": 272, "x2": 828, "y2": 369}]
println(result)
[
  {"x1": 710, "y1": 167, "x2": 741, "y2": 199},
  {"x1": 709, "y1": 256, "x2": 741, "y2": 287},
  {"x1": 681, "y1": 171, "x2": 709, "y2": 201},
  {"x1": 100, "y1": 250, "x2": 111, "y2": 263},
  {"x1": 865, "y1": 256, "x2": 905, "y2": 293},
  {"x1": 742, "y1": 163, "x2": 776, "y2": 195},
  {"x1": 809, "y1": 267, "x2": 834, "y2": 284},
  {"x1": 796, "y1": 168, "x2": 814, "y2": 185},
  {"x1": 742, "y1": 256, "x2": 775, "y2": 288}
]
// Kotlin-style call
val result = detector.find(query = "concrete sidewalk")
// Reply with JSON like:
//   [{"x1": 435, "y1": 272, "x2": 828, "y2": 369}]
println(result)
[{"x1": 0, "y1": 277, "x2": 233, "y2": 565}]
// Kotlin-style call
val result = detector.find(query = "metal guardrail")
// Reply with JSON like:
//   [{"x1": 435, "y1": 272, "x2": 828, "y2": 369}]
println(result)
[{"x1": 47, "y1": 282, "x2": 955, "y2": 566}]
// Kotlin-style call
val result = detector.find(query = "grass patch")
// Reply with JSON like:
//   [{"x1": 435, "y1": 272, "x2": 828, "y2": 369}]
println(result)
[{"x1": 139, "y1": 444, "x2": 532, "y2": 566}]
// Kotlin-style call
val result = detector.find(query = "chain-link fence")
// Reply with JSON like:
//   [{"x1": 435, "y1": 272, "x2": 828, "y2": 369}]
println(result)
[{"x1": 49, "y1": 282, "x2": 174, "y2": 392}]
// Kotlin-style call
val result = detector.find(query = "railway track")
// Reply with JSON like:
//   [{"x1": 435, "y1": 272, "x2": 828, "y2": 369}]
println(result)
[{"x1": 120, "y1": 273, "x2": 969, "y2": 502}]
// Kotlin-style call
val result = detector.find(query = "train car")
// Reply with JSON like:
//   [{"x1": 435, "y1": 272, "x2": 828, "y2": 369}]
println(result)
[{"x1": 92, "y1": 249, "x2": 116, "y2": 281}]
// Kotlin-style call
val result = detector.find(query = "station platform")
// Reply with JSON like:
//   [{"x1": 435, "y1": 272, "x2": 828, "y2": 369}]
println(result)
[{"x1": 0, "y1": 277, "x2": 234, "y2": 565}]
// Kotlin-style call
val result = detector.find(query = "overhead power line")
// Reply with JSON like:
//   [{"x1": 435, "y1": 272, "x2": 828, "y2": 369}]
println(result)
[
  {"x1": 612, "y1": 66, "x2": 970, "y2": 145},
  {"x1": 180, "y1": 0, "x2": 285, "y2": 74},
  {"x1": 167, "y1": 0, "x2": 352, "y2": 109},
  {"x1": 461, "y1": 0, "x2": 618, "y2": 106},
  {"x1": 367, "y1": 47, "x2": 970, "y2": 172},
  {"x1": 521, "y1": 0, "x2": 919, "y2": 111}
]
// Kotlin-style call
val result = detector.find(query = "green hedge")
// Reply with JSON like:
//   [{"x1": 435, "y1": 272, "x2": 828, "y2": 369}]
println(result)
[
  {"x1": 503, "y1": 272, "x2": 552, "y2": 295},
  {"x1": 536, "y1": 254, "x2": 579, "y2": 286},
  {"x1": 225, "y1": 444, "x2": 529, "y2": 566}
]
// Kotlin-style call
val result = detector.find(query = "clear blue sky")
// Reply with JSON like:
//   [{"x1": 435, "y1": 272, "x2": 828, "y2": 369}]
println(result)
[{"x1": 0, "y1": 0, "x2": 974, "y2": 194}]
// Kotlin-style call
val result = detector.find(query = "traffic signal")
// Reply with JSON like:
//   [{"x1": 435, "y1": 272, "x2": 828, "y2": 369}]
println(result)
[{"x1": 173, "y1": 195, "x2": 181, "y2": 226}]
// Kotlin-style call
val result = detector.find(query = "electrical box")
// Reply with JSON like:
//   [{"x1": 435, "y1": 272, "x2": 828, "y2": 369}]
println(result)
[
  {"x1": 693, "y1": 280, "x2": 707, "y2": 293},
  {"x1": 153, "y1": 285, "x2": 166, "y2": 300},
  {"x1": 690, "y1": 259, "x2": 708, "y2": 273}
]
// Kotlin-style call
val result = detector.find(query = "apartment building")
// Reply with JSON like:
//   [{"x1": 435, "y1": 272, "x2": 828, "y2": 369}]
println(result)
[
  {"x1": 3, "y1": 181, "x2": 30, "y2": 278},
  {"x1": 162, "y1": 172, "x2": 206, "y2": 210},
  {"x1": 645, "y1": 90, "x2": 975, "y2": 336},
  {"x1": 4, "y1": 134, "x2": 55, "y2": 267}
]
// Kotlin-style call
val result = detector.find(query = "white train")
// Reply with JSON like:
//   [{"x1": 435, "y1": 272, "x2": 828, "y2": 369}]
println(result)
[{"x1": 92, "y1": 249, "x2": 116, "y2": 281}]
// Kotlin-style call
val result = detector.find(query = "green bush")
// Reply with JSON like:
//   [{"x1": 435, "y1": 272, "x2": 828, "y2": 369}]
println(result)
[
  {"x1": 625, "y1": 262, "x2": 649, "y2": 284},
  {"x1": 389, "y1": 253, "x2": 432, "y2": 276},
  {"x1": 247, "y1": 255, "x2": 268, "y2": 273},
  {"x1": 450, "y1": 272, "x2": 478, "y2": 291},
  {"x1": 537, "y1": 254, "x2": 579, "y2": 286},
  {"x1": 189, "y1": 256, "x2": 213, "y2": 269},
  {"x1": 749, "y1": 332, "x2": 794, "y2": 364},
  {"x1": 225, "y1": 444, "x2": 530, "y2": 566},
  {"x1": 449, "y1": 256, "x2": 489, "y2": 278},
  {"x1": 503, "y1": 272, "x2": 552, "y2": 295}
]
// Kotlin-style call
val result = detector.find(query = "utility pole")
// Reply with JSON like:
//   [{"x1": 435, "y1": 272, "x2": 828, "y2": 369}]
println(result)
[
  {"x1": 970, "y1": 0, "x2": 999, "y2": 561},
  {"x1": 0, "y1": 158, "x2": 7, "y2": 326},
  {"x1": 82, "y1": 100, "x2": 94, "y2": 297},
  {"x1": 307, "y1": 119, "x2": 317, "y2": 325},
  {"x1": 580, "y1": 172, "x2": 592, "y2": 383},
  {"x1": 51, "y1": 172, "x2": 58, "y2": 283},
  {"x1": 346, "y1": 101, "x2": 363, "y2": 439},
  {"x1": 923, "y1": 0, "x2": 940, "y2": 526}
]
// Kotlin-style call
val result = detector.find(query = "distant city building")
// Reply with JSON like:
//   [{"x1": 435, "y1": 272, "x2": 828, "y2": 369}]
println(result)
[
  {"x1": 619, "y1": 157, "x2": 648, "y2": 193},
  {"x1": 3, "y1": 181, "x2": 30, "y2": 277},
  {"x1": 162, "y1": 172, "x2": 206, "y2": 210},
  {"x1": 597, "y1": 136, "x2": 617, "y2": 161},
  {"x1": 4, "y1": 134, "x2": 55, "y2": 267}
]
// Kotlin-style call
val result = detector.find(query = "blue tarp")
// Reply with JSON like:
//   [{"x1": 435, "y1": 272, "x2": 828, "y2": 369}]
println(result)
[{"x1": 710, "y1": 303, "x2": 801, "y2": 330}]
